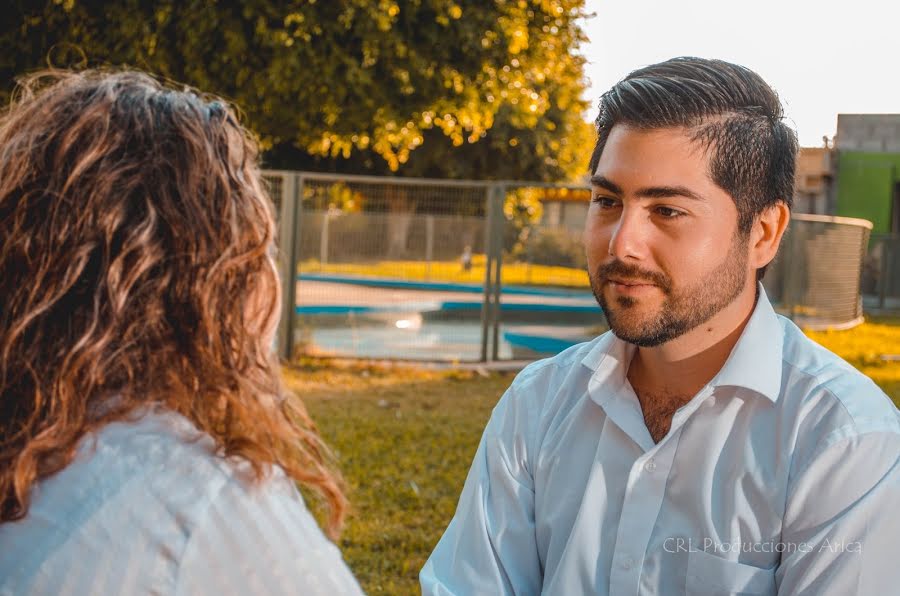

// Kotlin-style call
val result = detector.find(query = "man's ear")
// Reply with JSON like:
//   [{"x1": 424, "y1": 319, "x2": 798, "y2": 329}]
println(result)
[{"x1": 750, "y1": 202, "x2": 790, "y2": 270}]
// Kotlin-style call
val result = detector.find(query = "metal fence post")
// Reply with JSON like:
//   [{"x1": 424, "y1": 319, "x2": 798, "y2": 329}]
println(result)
[
  {"x1": 491, "y1": 185, "x2": 506, "y2": 362},
  {"x1": 320, "y1": 209, "x2": 330, "y2": 267},
  {"x1": 480, "y1": 185, "x2": 495, "y2": 362},
  {"x1": 277, "y1": 174, "x2": 301, "y2": 361}
]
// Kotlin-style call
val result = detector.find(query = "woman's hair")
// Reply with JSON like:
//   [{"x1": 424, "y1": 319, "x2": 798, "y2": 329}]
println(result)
[{"x1": 0, "y1": 70, "x2": 346, "y2": 535}]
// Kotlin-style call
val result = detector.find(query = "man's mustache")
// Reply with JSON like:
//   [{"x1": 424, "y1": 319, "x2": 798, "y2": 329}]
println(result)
[{"x1": 596, "y1": 260, "x2": 671, "y2": 291}]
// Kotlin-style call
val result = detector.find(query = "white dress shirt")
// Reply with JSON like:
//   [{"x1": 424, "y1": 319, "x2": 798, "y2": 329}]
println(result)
[
  {"x1": 0, "y1": 407, "x2": 363, "y2": 596},
  {"x1": 421, "y1": 285, "x2": 900, "y2": 595}
]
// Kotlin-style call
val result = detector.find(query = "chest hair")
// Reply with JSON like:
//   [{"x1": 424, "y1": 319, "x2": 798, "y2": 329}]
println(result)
[{"x1": 632, "y1": 389, "x2": 693, "y2": 444}]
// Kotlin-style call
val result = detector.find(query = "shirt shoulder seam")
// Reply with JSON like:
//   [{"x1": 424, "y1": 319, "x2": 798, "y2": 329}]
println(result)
[
  {"x1": 779, "y1": 357, "x2": 895, "y2": 428},
  {"x1": 778, "y1": 358, "x2": 898, "y2": 502},
  {"x1": 171, "y1": 464, "x2": 243, "y2": 596},
  {"x1": 789, "y1": 426, "x2": 900, "y2": 497}
]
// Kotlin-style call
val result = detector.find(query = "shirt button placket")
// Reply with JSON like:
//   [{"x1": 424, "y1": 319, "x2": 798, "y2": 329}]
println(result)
[{"x1": 608, "y1": 450, "x2": 673, "y2": 596}]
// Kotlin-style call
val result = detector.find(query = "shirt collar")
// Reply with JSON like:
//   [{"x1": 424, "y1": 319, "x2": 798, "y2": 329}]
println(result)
[
  {"x1": 581, "y1": 326, "x2": 636, "y2": 406},
  {"x1": 581, "y1": 282, "x2": 784, "y2": 404},
  {"x1": 710, "y1": 283, "x2": 784, "y2": 403}
]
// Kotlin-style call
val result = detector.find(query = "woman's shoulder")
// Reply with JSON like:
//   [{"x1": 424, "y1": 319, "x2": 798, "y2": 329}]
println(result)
[
  {"x1": 0, "y1": 407, "x2": 362, "y2": 595},
  {"x1": 90, "y1": 406, "x2": 235, "y2": 477}
]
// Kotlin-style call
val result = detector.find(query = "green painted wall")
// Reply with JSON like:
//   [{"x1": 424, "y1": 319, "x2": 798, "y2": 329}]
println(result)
[{"x1": 835, "y1": 151, "x2": 898, "y2": 234}]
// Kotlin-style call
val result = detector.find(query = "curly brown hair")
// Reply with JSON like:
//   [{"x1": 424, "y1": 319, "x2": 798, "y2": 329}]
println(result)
[{"x1": 0, "y1": 70, "x2": 346, "y2": 536}]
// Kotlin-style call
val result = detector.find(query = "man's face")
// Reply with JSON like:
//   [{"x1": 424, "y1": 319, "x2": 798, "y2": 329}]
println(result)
[{"x1": 584, "y1": 125, "x2": 752, "y2": 347}]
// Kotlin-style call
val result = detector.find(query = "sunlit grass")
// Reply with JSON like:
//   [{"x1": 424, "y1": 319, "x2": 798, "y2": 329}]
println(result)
[{"x1": 803, "y1": 316, "x2": 900, "y2": 404}]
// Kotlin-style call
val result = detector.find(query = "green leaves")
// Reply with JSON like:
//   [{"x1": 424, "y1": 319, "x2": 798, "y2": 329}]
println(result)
[{"x1": 2, "y1": 0, "x2": 596, "y2": 180}]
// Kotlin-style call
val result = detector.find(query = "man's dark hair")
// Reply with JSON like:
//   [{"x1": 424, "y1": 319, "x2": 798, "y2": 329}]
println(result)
[{"x1": 588, "y1": 57, "x2": 798, "y2": 279}]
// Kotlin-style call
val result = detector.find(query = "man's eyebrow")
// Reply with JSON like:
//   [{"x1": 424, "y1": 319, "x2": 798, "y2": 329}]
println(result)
[
  {"x1": 589, "y1": 175, "x2": 622, "y2": 194},
  {"x1": 634, "y1": 185, "x2": 706, "y2": 202},
  {"x1": 590, "y1": 174, "x2": 705, "y2": 202}
]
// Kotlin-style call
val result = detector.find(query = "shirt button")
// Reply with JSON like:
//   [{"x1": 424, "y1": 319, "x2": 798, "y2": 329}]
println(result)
[
  {"x1": 644, "y1": 459, "x2": 657, "y2": 472},
  {"x1": 621, "y1": 556, "x2": 635, "y2": 570}
]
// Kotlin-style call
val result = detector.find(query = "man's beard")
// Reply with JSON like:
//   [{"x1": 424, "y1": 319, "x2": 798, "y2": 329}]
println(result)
[{"x1": 589, "y1": 233, "x2": 750, "y2": 347}]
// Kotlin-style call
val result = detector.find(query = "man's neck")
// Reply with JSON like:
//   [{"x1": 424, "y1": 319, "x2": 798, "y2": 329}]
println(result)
[{"x1": 627, "y1": 284, "x2": 759, "y2": 399}]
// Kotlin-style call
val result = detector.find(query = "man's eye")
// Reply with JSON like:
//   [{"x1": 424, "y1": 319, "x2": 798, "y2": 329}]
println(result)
[
  {"x1": 592, "y1": 196, "x2": 620, "y2": 209},
  {"x1": 656, "y1": 206, "x2": 684, "y2": 218}
]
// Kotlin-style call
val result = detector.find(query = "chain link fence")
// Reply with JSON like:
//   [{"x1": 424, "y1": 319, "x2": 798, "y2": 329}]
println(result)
[
  {"x1": 491, "y1": 184, "x2": 602, "y2": 360},
  {"x1": 265, "y1": 172, "x2": 496, "y2": 362},
  {"x1": 264, "y1": 171, "x2": 877, "y2": 362}
]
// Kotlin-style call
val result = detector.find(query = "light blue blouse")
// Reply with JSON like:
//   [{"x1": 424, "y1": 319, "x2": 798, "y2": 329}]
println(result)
[{"x1": 0, "y1": 408, "x2": 363, "y2": 595}]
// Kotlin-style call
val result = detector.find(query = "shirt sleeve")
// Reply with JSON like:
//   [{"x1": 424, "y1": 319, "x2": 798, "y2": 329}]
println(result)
[
  {"x1": 420, "y1": 386, "x2": 543, "y2": 595},
  {"x1": 174, "y1": 470, "x2": 363, "y2": 596},
  {"x1": 776, "y1": 427, "x2": 900, "y2": 595}
]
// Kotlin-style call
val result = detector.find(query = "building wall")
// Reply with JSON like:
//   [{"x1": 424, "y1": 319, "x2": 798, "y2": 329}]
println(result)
[
  {"x1": 837, "y1": 114, "x2": 900, "y2": 152},
  {"x1": 834, "y1": 151, "x2": 898, "y2": 234}
]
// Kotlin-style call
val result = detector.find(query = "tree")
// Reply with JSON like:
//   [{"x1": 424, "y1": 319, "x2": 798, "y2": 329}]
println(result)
[{"x1": 2, "y1": 0, "x2": 595, "y2": 182}]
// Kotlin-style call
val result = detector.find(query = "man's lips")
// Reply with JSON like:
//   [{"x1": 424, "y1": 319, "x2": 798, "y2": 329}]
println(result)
[{"x1": 607, "y1": 278, "x2": 655, "y2": 287}]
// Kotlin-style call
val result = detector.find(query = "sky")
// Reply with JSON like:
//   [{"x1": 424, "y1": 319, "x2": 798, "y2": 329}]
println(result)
[{"x1": 577, "y1": 0, "x2": 900, "y2": 147}]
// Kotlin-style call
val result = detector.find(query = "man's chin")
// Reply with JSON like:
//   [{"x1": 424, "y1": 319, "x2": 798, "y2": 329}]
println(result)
[
  {"x1": 603, "y1": 306, "x2": 678, "y2": 346},
  {"x1": 605, "y1": 313, "x2": 649, "y2": 338},
  {"x1": 608, "y1": 324, "x2": 674, "y2": 348}
]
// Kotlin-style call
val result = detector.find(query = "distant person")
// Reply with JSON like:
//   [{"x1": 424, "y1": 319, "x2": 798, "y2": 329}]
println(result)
[
  {"x1": 461, "y1": 245, "x2": 473, "y2": 272},
  {"x1": 0, "y1": 70, "x2": 363, "y2": 595},
  {"x1": 422, "y1": 57, "x2": 899, "y2": 594}
]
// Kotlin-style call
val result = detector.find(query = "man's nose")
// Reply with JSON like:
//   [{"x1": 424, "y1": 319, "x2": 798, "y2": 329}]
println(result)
[{"x1": 607, "y1": 208, "x2": 647, "y2": 260}]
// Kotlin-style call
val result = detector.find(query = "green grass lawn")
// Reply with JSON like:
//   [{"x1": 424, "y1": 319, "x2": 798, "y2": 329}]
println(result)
[
  {"x1": 285, "y1": 316, "x2": 900, "y2": 595},
  {"x1": 284, "y1": 363, "x2": 511, "y2": 595}
]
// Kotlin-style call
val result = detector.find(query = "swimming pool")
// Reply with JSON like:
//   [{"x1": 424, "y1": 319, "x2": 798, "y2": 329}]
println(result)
[
  {"x1": 293, "y1": 274, "x2": 605, "y2": 361},
  {"x1": 296, "y1": 315, "x2": 597, "y2": 361}
]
